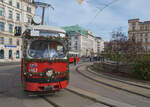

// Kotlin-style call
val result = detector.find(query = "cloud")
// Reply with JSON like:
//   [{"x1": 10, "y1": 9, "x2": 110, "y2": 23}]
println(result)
[{"x1": 35, "y1": 0, "x2": 150, "y2": 41}]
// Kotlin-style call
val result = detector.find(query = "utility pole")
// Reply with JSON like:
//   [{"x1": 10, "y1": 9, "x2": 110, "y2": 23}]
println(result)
[{"x1": 34, "y1": 2, "x2": 54, "y2": 25}]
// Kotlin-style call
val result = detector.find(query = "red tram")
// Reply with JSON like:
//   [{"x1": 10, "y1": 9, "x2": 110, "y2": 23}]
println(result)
[
  {"x1": 21, "y1": 25, "x2": 69, "y2": 93},
  {"x1": 68, "y1": 51, "x2": 80, "y2": 63}
]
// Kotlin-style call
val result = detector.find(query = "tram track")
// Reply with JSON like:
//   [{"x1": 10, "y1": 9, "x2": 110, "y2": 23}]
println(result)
[
  {"x1": 87, "y1": 66, "x2": 150, "y2": 89},
  {"x1": 40, "y1": 89, "x2": 112, "y2": 107},
  {"x1": 42, "y1": 96, "x2": 60, "y2": 107},
  {"x1": 76, "y1": 64, "x2": 150, "y2": 99}
]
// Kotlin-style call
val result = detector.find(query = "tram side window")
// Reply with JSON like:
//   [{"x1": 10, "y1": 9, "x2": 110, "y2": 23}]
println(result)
[{"x1": 0, "y1": 49, "x2": 4, "y2": 59}]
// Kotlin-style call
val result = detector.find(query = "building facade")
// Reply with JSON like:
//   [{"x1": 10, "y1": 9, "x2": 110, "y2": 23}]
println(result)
[
  {"x1": 128, "y1": 18, "x2": 150, "y2": 51},
  {"x1": 96, "y1": 37, "x2": 104, "y2": 54},
  {"x1": 63, "y1": 25, "x2": 104, "y2": 57},
  {"x1": 0, "y1": 0, "x2": 36, "y2": 62}
]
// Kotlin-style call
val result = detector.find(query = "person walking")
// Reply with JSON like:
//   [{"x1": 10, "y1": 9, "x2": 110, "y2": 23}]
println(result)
[{"x1": 74, "y1": 57, "x2": 76, "y2": 65}]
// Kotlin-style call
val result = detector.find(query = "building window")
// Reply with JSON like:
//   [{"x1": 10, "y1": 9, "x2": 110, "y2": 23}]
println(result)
[
  {"x1": 75, "y1": 36, "x2": 78, "y2": 39},
  {"x1": 69, "y1": 47, "x2": 72, "y2": 50},
  {"x1": 145, "y1": 45, "x2": 148, "y2": 51},
  {"x1": 9, "y1": 38, "x2": 12, "y2": 45},
  {"x1": 0, "y1": 49, "x2": 4, "y2": 59},
  {"x1": 132, "y1": 33, "x2": 135, "y2": 41},
  {"x1": 16, "y1": 50, "x2": 20, "y2": 59},
  {"x1": 27, "y1": 17, "x2": 31, "y2": 23},
  {"x1": 145, "y1": 33, "x2": 148, "y2": 38},
  {"x1": 145, "y1": 26, "x2": 148, "y2": 30},
  {"x1": 16, "y1": 13, "x2": 20, "y2": 21},
  {"x1": 9, "y1": 24, "x2": 13, "y2": 33},
  {"x1": 145, "y1": 38, "x2": 148, "y2": 43},
  {"x1": 132, "y1": 23, "x2": 136, "y2": 30},
  {"x1": 69, "y1": 41, "x2": 71, "y2": 46},
  {"x1": 75, "y1": 41, "x2": 78, "y2": 45},
  {"x1": 27, "y1": 7, "x2": 31, "y2": 13},
  {"x1": 8, "y1": 0, "x2": 12, "y2": 6},
  {"x1": 0, "y1": 7, "x2": 4, "y2": 16},
  {"x1": 8, "y1": 10, "x2": 13, "y2": 19},
  {"x1": 140, "y1": 33, "x2": 143, "y2": 42},
  {"x1": 75, "y1": 46, "x2": 78, "y2": 50},
  {"x1": 17, "y1": 39, "x2": 19, "y2": 46},
  {"x1": 9, "y1": 50, "x2": 12, "y2": 59},
  {"x1": 16, "y1": 2, "x2": 20, "y2": 9},
  {"x1": 0, "y1": 22, "x2": 4, "y2": 31},
  {"x1": 0, "y1": 37, "x2": 4, "y2": 44}
]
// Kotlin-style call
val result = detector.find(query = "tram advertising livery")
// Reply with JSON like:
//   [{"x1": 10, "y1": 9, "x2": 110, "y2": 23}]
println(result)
[{"x1": 21, "y1": 25, "x2": 69, "y2": 93}]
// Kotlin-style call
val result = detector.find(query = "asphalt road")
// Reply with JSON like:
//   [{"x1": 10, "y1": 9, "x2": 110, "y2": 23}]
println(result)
[
  {"x1": 0, "y1": 65, "x2": 54, "y2": 107},
  {"x1": 0, "y1": 63, "x2": 150, "y2": 107},
  {"x1": 0, "y1": 64, "x2": 108, "y2": 107},
  {"x1": 69, "y1": 63, "x2": 150, "y2": 107}
]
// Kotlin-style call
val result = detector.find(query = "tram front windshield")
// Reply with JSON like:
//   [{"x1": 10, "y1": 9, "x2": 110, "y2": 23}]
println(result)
[{"x1": 28, "y1": 40, "x2": 66, "y2": 58}]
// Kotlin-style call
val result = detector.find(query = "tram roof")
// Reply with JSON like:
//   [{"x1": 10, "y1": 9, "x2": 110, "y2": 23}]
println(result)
[{"x1": 27, "y1": 25, "x2": 66, "y2": 34}]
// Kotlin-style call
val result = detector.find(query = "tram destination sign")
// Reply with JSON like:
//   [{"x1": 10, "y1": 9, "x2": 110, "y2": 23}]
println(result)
[
  {"x1": 30, "y1": 29, "x2": 65, "y2": 37},
  {"x1": 31, "y1": 30, "x2": 40, "y2": 36}
]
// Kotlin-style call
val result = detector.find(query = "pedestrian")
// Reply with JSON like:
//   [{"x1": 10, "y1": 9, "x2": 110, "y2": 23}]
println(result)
[
  {"x1": 74, "y1": 57, "x2": 76, "y2": 65},
  {"x1": 90, "y1": 57, "x2": 92, "y2": 62}
]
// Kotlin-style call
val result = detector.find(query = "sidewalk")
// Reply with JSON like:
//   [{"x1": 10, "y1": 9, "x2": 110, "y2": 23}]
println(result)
[{"x1": 0, "y1": 62, "x2": 20, "y2": 66}]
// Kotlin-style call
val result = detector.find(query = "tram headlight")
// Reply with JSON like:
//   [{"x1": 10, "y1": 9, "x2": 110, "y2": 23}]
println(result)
[{"x1": 46, "y1": 69, "x2": 54, "y2": 77}]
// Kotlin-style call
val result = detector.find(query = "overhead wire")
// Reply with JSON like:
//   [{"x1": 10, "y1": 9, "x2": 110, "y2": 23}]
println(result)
[{"x1": 87, "y1": 0, "x2": 120, "y2": 26}]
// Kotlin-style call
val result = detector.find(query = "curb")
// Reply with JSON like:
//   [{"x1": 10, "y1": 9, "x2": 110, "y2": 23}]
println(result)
[
  {"x1": 88, "y1": 66, "x2": 150, "y2": 89},
  {"x1": 67, "y1": 86, "x2": 137, "y2": 107},
  {"x1": 0, "y1": 62, "x2": 20, "y2": 66},
  {"x1": 76, "y1": 65, "x2": 150, "y2": 99}
]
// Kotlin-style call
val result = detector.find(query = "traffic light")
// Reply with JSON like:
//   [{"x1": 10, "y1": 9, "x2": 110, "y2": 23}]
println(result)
[{"x1": 14, "y1": 26, "x2": 22, "y2": 36}]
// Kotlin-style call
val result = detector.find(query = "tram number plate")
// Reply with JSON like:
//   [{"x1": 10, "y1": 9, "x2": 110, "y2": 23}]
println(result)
[{"x1": 44, "y1": 86, "x2": 53, "y2": 91}]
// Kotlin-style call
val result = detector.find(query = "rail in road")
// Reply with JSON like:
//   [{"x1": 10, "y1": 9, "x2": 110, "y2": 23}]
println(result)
[
  {"x1": 0, "y1": 64, "x2": 110, "y2": 107},
  {"x1": 76, "y1": 63, "x2": 150, "y2": 99},
  {"x1": 37, "y1": 89, "x2": 111, "y2": 107}
]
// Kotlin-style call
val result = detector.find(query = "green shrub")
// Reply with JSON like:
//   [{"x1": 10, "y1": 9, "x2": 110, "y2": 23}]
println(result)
[{"x1": 133, "y1": 55, "x2": 150, "y2": 80}]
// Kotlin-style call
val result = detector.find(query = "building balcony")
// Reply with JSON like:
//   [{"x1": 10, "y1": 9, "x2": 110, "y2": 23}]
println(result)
[{"x1": 7, "y1": 18, "x2": 14, "y2": 23}]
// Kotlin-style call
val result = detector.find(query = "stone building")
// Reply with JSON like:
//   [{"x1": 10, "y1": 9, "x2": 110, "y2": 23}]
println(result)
[
  {"x1": 0, "y1": 0, "x2": 36, "y2": 62},
  {"x1": 63, "y1": 25, "x2": 104, "y2": 57},
  {"x1": 128, "y1": 18, "x2": 150, "y2": 51},
  {"x1": 96, "y1": 37, "x2": 104, "y2": 54}
]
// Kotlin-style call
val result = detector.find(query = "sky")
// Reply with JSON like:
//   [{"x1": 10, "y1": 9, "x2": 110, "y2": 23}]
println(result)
[{"x1": 35, "y1": 0, "x2": 150, "y2": 41}]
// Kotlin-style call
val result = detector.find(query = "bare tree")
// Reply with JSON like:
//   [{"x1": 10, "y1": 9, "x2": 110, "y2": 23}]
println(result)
[{"x1": 104, "y1": 29, "x2": 144, "y2": 72}]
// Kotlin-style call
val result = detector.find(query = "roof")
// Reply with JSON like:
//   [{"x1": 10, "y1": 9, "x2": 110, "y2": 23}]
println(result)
[
  {"x1": 27, "y1": 25, "x2": 66, "y2": 34},
  {"x1": 62, "y1": 25, "x2": 88, "y2": 36}
]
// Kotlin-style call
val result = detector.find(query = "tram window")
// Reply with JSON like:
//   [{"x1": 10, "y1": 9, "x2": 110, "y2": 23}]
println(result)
[
  {"x1": 28, "y1": 40, "x2": 66, "y2": 58},
  {"x1": 69, "y1": 54, "x2": 71, "y2": 57}
]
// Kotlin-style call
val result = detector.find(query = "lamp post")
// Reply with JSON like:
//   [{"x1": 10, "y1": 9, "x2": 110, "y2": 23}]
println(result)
[{"x1": 34, "y1": 2, "x2": 54, "y2": 25}]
